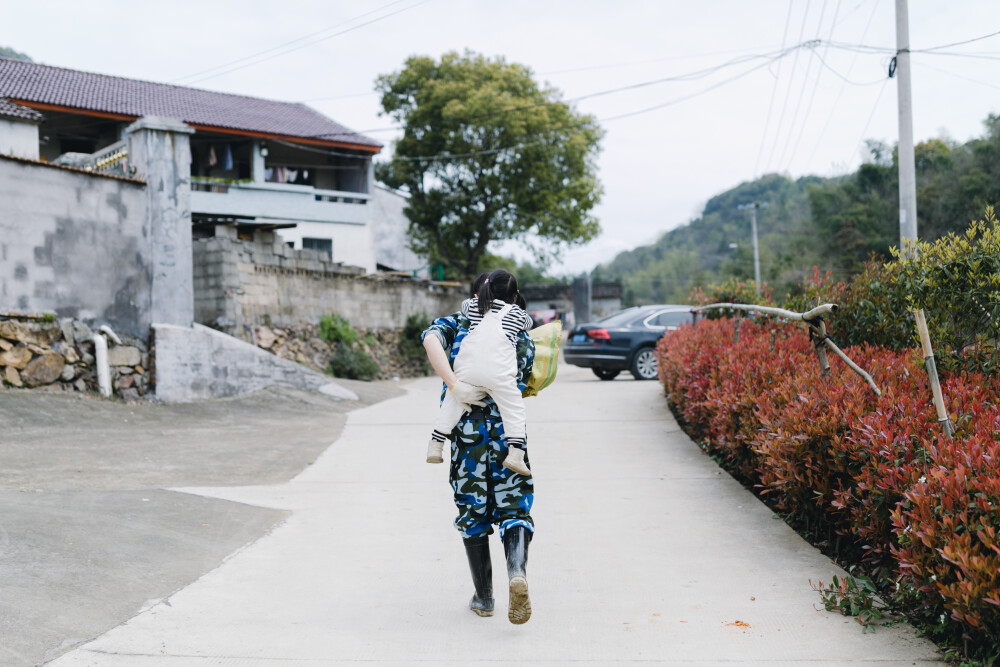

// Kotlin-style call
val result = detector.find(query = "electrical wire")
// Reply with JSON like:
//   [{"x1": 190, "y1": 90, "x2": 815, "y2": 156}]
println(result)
[
  {"x1": 172, "y1": 0, "x2": 412, "y2": 83},
  {"x1": 306, "y1": 40, "x2": 822, "y2": 141},
  {"x1": 178, "y1": 0, "x2": 433, "y2": 85},
  {"x1": 917, "y1": 60, "x2": 1000, "y2": 93},
  {"x1": 915, "y1": 28, "x2": 1000, "y2": 52},
  {"x1": 847, "y1": 77, "x2": 890, "y2": 166},
  {"x1": 776, "y1": 0, "x2": 828, "y2": 171},
  {"x1": 782, "y1": 0, "x2": 842, "y2": 174},
  {"x1": 754, "y1": 0, "x2": 794, "y2": 178},
  {"x1": 765, "y1": 0, "x2": 813, "y2": 173},
  {"x1": 805, "y1": 0, "x2": 881, "y2": 168}
]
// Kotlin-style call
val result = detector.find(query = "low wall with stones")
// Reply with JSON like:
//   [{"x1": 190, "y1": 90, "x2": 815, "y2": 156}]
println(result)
[
  {"x1": 0, "y1": 312, "x2": 151, "y2": 401},
  {"x1": 193, "y1": 225, "x2": 465, "y2": 341}
]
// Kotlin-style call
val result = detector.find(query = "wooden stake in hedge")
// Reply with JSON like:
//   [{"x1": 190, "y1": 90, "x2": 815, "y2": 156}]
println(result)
[{"x1": 913, "y1": 309, "x2": 954, "y2": 438}]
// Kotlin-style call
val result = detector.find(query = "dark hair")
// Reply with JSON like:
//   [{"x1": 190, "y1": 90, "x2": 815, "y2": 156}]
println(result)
[
  {"x1": 470, "y1": 272, "x2": 489, "y2": 298},
  {"x1": 477, "y1": 269, "x2": 519, "y2": 316}
]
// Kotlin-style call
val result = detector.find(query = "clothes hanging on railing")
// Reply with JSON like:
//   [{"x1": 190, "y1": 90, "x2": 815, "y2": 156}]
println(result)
[{"x1": 223, "y1": 144, "x2": 233, "y2": 171}]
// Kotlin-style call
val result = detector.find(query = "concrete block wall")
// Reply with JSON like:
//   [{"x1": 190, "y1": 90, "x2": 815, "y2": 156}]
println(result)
[
  {"x1": 0, "y1": 156, "x2": 152, "y2": 337},
  {"x1": 193, "y1": 226, "x2": 465, "y2": 337}
]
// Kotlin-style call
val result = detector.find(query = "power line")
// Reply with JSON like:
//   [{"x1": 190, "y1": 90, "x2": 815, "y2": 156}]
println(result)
[
  {"x1": 776, "y1": 0, "x2": 829, "y2": 172},
  {"x1": 916, "y1": 28, "x2": 1000, "y2": 52},
  {"x1": 754, "y1": 0, "x2": 794, "y2": 178},
  {"x1": 305, "y1": 40, "x2": 822, "y2": 141},
  {"x1": 917, "y1": 60, "x2": 1000, "y2": 93},
  {"x1": 177, "y1": 0, "x2": 432, "y2": 85},
  {"x1": 535, "y1": 45, "x2": 780, "y2": 76},
  {"x1": 806, "y1": 0, "x2": 881, "y2": 169},
  {"x1": 783, "y1": 0, "x2": 842, "y2": 174},
  {"x1": 172, "y1": 0, "x2": 412, "y2": 83},
  {"x1": 297, "y1": 45, "x2": 795, "y2": 105},
  {"x1": 599, "y1": 50, "x2": 796, "y2": 123},
  {"x1": 775, "y1": 0, "x2": 826, "y2": 169},
  {"x1": 766, "y1": 0, "x2": 812, "y2": 173},
  {"x1": 847, "y1": 77, "x2": 891, "y2": 166}
]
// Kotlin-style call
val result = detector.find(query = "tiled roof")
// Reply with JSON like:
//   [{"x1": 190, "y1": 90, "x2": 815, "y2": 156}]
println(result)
[
  {"x1": 0, "y1": 96, "x2": 43, "y2": 122},
  {"x1": 0, "y1": 57, "x2": 380, "y2": 150}
]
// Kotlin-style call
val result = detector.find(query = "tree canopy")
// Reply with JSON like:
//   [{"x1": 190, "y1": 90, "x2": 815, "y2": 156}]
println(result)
[
  {"x1": 0, "y1": 46, "x2": 32, "y2": 61},
  {"x1": 375, "y1": 51, "x2": 604, "y2": 278}
]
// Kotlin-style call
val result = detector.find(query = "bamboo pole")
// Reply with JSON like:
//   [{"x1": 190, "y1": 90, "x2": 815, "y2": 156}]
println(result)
[
  {"x1": 913, "y1": 309, "x2": 953, "y2": 438},
  {"x1": 694, "y1": 302, "x2": 881, "y2": 396},
  {"x1": 807, "y1": 317, "x2": 832, "y2": 379},
  {"x1": 821, "y1": 336, "x2": 882, "y2": 397}
]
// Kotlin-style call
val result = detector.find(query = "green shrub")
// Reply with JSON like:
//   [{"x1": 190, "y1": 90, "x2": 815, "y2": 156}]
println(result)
[
  {"x1": 400, "y1": 313, "x2": 429, "y2": 358},
  {"x1": 328, "y1": 342, "x2": 379, "y2": 381},
  {"x1": 689, "y1": 277, "x2": 772, "y2": 319},
  {"x1": 785, "y1": 262, "x2": 915, "y2": 351},
  {"x1": 784, "y1": 208, "x2": 1000, "y2": 373},
  {"x1": 895, "y1": 205, "x2": 1000, "y2": 373},
  {"x1": 319, "y1": 314, "x2": 357, "y2": 346}
]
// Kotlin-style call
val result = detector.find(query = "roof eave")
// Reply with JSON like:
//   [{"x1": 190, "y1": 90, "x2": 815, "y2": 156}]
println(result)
[{"x1": 10, "y1": 100, "x2": 382, "y2": 154}]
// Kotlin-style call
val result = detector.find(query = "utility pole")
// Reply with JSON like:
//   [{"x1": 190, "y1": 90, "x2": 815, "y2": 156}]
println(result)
[
  {"x1": 894, "y1": 0, "x2": 952, "y2": 437},
  {"x1": 895, "y1": 0, "x2": 918, "y2": 250},
  {"x1": 738, "y1": 202, "x2": 767, "y2": 291}
]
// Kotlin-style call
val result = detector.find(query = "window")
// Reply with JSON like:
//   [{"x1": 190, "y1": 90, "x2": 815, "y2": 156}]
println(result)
[
  {"x1": 647, "y1": 310, "x2": 692, "y2": 328},
  {"x1": 302, "y1": 237, "x2": 332, "y2": 261}
]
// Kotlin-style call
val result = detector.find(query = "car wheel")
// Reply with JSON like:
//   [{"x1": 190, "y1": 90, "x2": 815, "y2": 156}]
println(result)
[
  {"x1": 630, "y1": 346, "x2": 658, "y2": 381},
  {"x1": 592, "y1": 368, "x2": 620, "y2": 381}
]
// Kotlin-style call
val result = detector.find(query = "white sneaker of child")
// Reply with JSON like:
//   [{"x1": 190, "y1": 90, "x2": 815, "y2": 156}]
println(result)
[
  {"x1": 426, "y1": 438, "x2": 445, "y2": 464},
  {"x1": 502, "y1": 446, "x2": 531, "y2": 476}
]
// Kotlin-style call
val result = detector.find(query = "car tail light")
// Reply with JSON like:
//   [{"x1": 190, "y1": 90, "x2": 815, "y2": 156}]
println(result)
[{"x1": 587, "y1": 328, "x2": 611, "y2": 340}]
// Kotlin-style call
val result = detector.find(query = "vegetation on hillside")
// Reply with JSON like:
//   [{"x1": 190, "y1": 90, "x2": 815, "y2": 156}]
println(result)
[{"x1": 597, "y1": 113, "x2": 1000, "y2": 306}]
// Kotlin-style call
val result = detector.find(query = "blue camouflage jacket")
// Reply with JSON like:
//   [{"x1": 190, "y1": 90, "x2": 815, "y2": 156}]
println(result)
[{"x1": 421, "y1": 311, "x2": 535, "y2": 421}]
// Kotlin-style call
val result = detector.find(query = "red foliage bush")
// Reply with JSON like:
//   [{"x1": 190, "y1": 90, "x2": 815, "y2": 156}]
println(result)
[{"x1": 657, "y1": 318, "x2": 1000, "y2": 650}]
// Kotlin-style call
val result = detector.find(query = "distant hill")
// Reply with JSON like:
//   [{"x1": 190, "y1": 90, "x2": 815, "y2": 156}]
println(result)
[
  {"x1": 595, "y1": 111, "x2": 1000, "y2": 307},
  {"x1": 0, "y1": 46, "x2": 32, "y2": 62},
  {"x1": 593, "y1": 173, "x2": 833, "y2": 304}
]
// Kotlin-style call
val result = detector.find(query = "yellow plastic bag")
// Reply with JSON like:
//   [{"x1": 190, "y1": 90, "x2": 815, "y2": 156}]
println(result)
[{"x1": 522, "y1": 320, "x2": 562, "y2": 397}]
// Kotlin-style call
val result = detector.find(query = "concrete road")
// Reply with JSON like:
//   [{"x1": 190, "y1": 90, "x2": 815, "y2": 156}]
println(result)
[
  {"x1": 0, "y1": 380, "x2": 402, "y2": 667},
  {"x1": 46, "y1": 365, "x2": 941, "y2": 666}
]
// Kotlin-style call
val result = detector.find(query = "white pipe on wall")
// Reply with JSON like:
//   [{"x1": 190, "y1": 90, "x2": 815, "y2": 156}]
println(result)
[{"x1": 94, "y1": 334, "x2": 112, "y2": 398}]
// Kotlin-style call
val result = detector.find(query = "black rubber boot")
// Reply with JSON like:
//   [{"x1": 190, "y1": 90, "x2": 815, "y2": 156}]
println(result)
[
  {"x1": 502, "y1": 526, "x2": 532, "y2": 624},
  {"x1": 463, "y1": 535, "x2": 494, "y2": 617}
]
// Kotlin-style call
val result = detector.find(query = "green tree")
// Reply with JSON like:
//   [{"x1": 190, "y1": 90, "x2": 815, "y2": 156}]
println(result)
[
  {"x1": 0, "y1": 46, "x2": 32, "y2": 61},
  {"x1": 375, "y1": 51, "x2": 604, "y2": 278}
]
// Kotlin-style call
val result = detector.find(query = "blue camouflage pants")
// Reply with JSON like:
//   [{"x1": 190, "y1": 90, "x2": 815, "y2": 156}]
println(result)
[{"x1": 449, "y1": 411, "x2": 534, "y2": 540}]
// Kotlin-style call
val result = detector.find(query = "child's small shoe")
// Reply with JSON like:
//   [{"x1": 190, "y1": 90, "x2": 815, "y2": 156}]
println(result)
[
  {"x1": 503, "y1": 446, "x2": 531, "y2": 476},
  {"x1": 426, "y1": 438, "x2": 445, "y2": 464}
]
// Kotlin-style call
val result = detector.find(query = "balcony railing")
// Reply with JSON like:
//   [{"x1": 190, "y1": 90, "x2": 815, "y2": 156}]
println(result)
[
  {"x1": 189, "y1": 178, "x2": 371, "y2": 225},
  {"x1": 84, "y1": 140, "x2": 130, "y2": 177}
]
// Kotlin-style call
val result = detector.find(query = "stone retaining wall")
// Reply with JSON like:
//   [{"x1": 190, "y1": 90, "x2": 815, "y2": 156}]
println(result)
[
  {"x1": 0, "y1": 313, "x2": 151, "y2": 401},
  {"x1": 193, "y1": 225, "x2": 465, "y2": 340}
]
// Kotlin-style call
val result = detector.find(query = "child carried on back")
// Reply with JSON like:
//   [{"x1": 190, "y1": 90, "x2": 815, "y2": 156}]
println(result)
[{"x1": 426, "y1": 269, "x2": 533, "y2": 476}]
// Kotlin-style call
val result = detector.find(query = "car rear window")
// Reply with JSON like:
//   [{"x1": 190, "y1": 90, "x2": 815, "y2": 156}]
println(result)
[
  {"x1": 594, "y1": 309, "x2": 649, "y2": 327},
  {"x1": 648, "y1": 310, "x2": 692, "y2": 327}
]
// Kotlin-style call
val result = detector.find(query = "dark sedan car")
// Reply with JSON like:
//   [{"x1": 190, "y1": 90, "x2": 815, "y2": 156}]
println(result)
[{"x1": 563, "y1": 305, "x2": 693, "y2": 380}]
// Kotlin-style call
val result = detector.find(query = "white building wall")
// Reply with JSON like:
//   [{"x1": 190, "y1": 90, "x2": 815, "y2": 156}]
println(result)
[
  {"x1": 277, "y1": 220, "x2": 376, "y2": 274},
  {"x1": 0, "y1": 118, "x2": 39, "y2": 159}
]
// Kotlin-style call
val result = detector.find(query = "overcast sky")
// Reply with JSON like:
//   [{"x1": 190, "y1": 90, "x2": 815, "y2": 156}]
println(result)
[{"x1": 4, "y1": 1, "x2": 1000, "y2": 275}]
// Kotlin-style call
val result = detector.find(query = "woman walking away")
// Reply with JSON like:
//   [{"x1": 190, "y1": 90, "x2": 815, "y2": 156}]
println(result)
[
  {"x1": 425, "y1": 269, "x2": 533, "y2": 476},
  {"x1": 421, "y1": 271, "x2": 535, "y2": 624}
]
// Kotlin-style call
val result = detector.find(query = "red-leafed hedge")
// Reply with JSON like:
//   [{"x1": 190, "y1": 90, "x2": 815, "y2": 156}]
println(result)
[{"x1": 657, "y1": 317, "x2": 1000, "y2": 651}]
